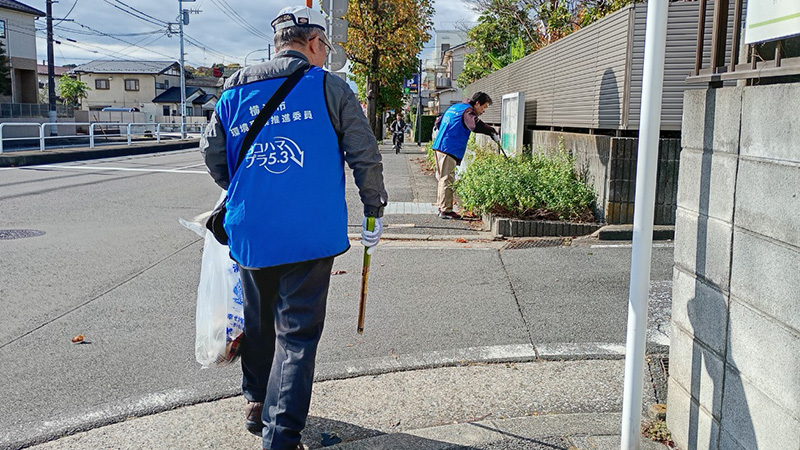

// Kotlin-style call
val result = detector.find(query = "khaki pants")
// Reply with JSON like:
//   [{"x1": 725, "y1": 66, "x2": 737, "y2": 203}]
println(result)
[{"x1": 434, "y1": 150, "x2": 457, "y2": 212}]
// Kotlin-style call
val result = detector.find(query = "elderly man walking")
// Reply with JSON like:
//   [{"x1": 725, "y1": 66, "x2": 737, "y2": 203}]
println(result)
[
  {"x1": 431, "y1": 92, "x2": 498, "y2": 219},
  {"x1": 200, "y1": 5, "x2": 387, "y2": 449}
]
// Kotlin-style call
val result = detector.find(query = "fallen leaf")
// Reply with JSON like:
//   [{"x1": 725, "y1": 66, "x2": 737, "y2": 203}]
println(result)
[
  {"x1": 71, "y1": 334, "x2": 85, "y2": 343},
  {"x1": 331, "y1": 270, "x2": 347, "y2": 275},
  {"x1": 455, "y1": 238, "x2": 467, "y2": 243}
]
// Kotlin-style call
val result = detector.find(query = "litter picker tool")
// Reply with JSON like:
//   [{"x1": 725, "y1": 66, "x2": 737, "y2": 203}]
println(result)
[
  {"x1": 357, "y1": 217, "x2": 375, "y2": 334},
  {"x1": 494, "y1": 139, "x2": 510, "y2": 160}
]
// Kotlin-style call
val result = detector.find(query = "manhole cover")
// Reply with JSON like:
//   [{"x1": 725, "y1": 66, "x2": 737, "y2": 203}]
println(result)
[
  {"x1": 0, "y1": 229, "x2": 45, "y2": 240},
  {"x1": 504, "y1": 238, "x2": 568, "y2": 250}
]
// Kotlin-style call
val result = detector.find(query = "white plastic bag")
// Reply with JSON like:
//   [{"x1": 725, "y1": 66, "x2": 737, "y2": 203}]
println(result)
[
  {"x1": 195, "y1": 229, "x2": 244, "y2": 367},
  {"x1": 181, "y1": 192, "x2": 245, "y2": 368}
]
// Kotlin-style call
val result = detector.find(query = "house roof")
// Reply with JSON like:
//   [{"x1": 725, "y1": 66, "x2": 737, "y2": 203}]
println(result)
[
  {"x1": 72, "y1": 60, "x2": 179, "y2": 75},
  {"x1": 37, "y1": 64, "x2": 70, "y2": 76},
  {"x1": 441, "y1": 42, "x2": 470, "y2": 65},
  {"x1": 152, "y1": 86, "x2": 210, "y2": 104},
  {"x1": 0, "y1": 0, "x2": 45, "y2": 17},
  {"x1": 195, "y1": 93, "x2": 217, "y2": 104},
  {"x1": 186, "y1": 76, "x2": 221, "y2": 88}
]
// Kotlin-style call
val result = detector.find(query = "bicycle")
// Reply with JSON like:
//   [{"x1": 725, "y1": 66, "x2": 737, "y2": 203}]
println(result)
[{"x1": 392, "y1": 131, "x2": 404, "y2": 154}]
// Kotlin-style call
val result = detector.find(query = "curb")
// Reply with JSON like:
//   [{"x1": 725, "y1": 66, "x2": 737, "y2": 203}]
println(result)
[
  {"x1": 0, "y1": 140, "x2": 200, "y2": 167},
  {"x1": 594, "y1": 224, "x2": 675, "y2": 241},
  {"x1": 347, "y1": 233, "x2": 497, "y2": 242}
]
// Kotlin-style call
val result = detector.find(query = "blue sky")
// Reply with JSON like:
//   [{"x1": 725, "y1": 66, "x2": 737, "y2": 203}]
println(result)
[{"x1": 31, "y1": 0, "x2": 478, "y2": 68}]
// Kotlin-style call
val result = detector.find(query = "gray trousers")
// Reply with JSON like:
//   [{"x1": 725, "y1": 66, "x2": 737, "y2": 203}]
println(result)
[{"x1": 239, "y1": 256, "x2": 334, "y2": 450}]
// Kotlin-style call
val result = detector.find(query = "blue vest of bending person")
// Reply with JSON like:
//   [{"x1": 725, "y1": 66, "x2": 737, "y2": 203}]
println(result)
[
  {"x1": 216, "y1": 67, "x2": 349, "y2": 268},
  {"x1": 432, "y1": 102, "x2": 471, "y2": 162}
]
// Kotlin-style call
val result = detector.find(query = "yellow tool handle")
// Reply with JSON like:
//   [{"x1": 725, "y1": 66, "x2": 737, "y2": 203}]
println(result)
[{"x1": 357, "y1": 217, "x2": 375, "y2": 334}]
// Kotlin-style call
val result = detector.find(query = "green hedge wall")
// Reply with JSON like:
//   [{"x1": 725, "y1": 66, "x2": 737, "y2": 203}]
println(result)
[{"x1": 410, "y1": 114, "x2": 436, "y2": 142}]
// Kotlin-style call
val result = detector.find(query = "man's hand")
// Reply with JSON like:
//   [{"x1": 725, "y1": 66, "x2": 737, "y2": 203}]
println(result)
[
  {"x1": 491, "y1": 133, "x2": 501, "y2": 144},
  {"x1": 361, "y1": 217, "x2": 383, "y2": 255}
]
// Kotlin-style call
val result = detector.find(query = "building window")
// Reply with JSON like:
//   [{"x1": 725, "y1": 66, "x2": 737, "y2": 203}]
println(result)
[
  {"x1": 163, "y1": 105, "x2": 170, "y2": 116},
  {"x1": 124, "y1": 79, "x2": 139, "y2": 91},
  {"x1": 165, "y1": 79, "x2": 170, "y2": 88},
  {"x1": 95, "y1": 79, "x2": 110, "y2": 90},
  {"x1": 0, "y1": 20, "x2": 6, "y2": 39}
]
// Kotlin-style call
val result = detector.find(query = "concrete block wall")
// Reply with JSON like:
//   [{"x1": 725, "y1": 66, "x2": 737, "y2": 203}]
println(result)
[
  {"x1": 667, "y1": 84, "x2": 800, "y2": 450},
  {"x1": 530, "y1": 131, "x2": 680, "y2": 224}
]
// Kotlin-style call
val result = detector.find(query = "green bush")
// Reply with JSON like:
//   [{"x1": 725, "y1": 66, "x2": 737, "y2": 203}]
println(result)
[
  {"x1": 453, "y1": 142, "x2": 595, "y2": 221},
  {"x1": 425, "y1": 142, "x2": 436, "y2": 171},
  {"x1": 410, "y1": 114, "x2": 436, "y2": 142}
]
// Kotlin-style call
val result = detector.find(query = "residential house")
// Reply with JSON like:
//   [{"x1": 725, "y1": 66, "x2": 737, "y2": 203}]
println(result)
[
  {"x1": 152, "y1": 86, "x2": 217, "y2": 121},
  {"x1": 36, "y1": 63, "x2": 70, "y2": 102},
  {"x1": 0, "y1": 0, "x2": 45, "y2": 104},
  {"x1": 430, "y1": 42, "x2": 472, "y2": 114},
  {"x1": 186, "y1": 75, "x2": 222, "y2": 119},
  {"x1": 71, "y1": 60, "x2": 186, "y2": 116}
]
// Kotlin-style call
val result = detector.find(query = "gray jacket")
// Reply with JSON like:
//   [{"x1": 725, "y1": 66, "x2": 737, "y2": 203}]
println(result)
[{"x1": 200, "y1": 50, "x2": 387, "y2": 217}]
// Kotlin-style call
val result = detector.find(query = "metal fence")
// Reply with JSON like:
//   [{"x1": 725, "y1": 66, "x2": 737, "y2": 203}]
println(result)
[
  {"x1": 0, "y1": 103, "x2": 74, "y2": 118},
  {"x1": 687, "y1": 0, "x2": 800, "y2": 85},
  {"x1": 0, "y1": 122, "x2": 206, "y2": 153}
]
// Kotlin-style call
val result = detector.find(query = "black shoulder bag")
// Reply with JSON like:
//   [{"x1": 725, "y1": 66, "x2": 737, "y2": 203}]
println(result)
[{"x1": 206, "y1": 65, "x2": 309, "y2": 245}]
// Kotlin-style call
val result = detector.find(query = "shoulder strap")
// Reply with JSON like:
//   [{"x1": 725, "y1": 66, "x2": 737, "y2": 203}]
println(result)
[{"x1": 233, "y1": 64, "x2": 309, "y2": 172}]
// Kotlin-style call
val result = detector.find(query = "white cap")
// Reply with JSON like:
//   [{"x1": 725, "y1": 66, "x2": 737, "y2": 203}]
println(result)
[{"x1": 271, "y1": 6, "x2": 336, "y2": 54}]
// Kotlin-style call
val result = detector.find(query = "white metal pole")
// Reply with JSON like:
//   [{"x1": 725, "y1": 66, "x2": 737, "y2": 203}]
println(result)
[
  {"x1": 178, "y1": 0, "x2": 187, "y2": 140},
  {"x1": 620, "y1": 0, "x2": 669, "y2": 448}
]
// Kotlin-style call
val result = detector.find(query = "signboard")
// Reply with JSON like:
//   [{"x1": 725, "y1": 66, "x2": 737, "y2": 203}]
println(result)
[
  {"x1": 322, "y1": 0, "x2": 348, "y2": 18},
  {"x1": 329, "y1": 18, "x2": 348, "y2": 44},
  {"x1": 500, "y1": 92, "x2": 524, "y2": 155},
  {"x1": 328, "y1": 44, "x2": 347, "y2": 72},
  {"x1": 745, "y1": 0, "x2": 800, "y2": 43},
  {"x1": 404, "y1": 74, "x2": 419, "y2": 92}
]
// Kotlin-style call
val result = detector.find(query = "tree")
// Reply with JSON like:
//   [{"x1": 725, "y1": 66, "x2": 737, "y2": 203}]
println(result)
[
  {"x1": 57, "y1": 75, "x2": 90, "y2": 107},
  {"x1": 457, "y1": 0, "x2": 538, "y2": 88},
  {"x1": 344, "y1": 0, "x2": 434, "y2": 136},
  {"x1": 0, "y1": 42, "x2": 11, "y2": 96},
  {"x1": 458, "y1": 0, "x2": 636, "y2": 87}
]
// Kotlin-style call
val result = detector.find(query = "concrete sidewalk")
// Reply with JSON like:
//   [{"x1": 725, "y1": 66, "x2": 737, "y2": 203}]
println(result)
[{"x1": 27, "y1": 360, "x2": 670, "y2": 450}]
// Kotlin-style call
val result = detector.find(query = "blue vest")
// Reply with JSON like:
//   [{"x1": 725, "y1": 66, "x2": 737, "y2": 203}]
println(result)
[
  {"x1": 216, "y1": 67, "x2": 349, "y2": 268},
  {"x1": 432, "y1": 103, "x2": 471, "y2": 161}
]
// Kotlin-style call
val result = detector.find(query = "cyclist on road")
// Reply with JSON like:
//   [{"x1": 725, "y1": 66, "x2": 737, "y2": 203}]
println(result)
[{"x1": 389, "y1": 113, "x2": 406, "y2": 154}]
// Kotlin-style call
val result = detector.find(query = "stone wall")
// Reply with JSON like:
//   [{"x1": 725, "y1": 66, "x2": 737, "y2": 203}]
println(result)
[{"x1": 667, "y1": 85, "x2": 800, "y2": 449}]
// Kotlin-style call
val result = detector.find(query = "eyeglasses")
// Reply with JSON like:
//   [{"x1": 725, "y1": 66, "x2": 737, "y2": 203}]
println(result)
[{"x1": 312, "y1": 35, "x2": 331, "y2": 56}]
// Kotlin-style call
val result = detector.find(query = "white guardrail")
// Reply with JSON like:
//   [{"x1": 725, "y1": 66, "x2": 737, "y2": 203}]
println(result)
[{"x1": 0, "y1": 122, "x2": 207, "y2": 154}]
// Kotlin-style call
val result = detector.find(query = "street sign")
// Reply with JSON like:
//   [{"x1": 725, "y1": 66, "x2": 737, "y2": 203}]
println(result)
[
  {"x1": 322, "y1": 0, "x2": 348, "y2": 18},
  {"x1": 328, "y1": 44, "x2": 347, "y2": 72},
  {"x1": 329, "y1": 18, "x2": 348, "y2": 44},
  {"x1": 331, "y1": 71, "x2": 347, "y2": 82},
  {"x1": 404, "y1": 74, "x2": 419, "y2": 92}
]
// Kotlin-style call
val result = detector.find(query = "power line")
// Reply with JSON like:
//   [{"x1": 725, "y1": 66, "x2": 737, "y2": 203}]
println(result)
[
  {"x1": 100, "y1": 0, "x2": 165, "y2": 28},
  {"x1": 54, "y1": 0, "x2": 79, "y2": 26},
  {"x1": 111, "y1": 0, "x2": 167, "y2": 26},
  {"x1": 207, "y1": 0, "x2": 270, "y2": 40}
]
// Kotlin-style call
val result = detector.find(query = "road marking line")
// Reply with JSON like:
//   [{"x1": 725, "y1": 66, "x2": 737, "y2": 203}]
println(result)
[
  {"x1": 37, "y1": 165, "x2": 207, "y2": 174},
  {"x1": 590, "y1": 243, "x2": 674, "y2": 249},
  {"x1": 173, "y1": 162, "x2": 207, "y2": 170}
]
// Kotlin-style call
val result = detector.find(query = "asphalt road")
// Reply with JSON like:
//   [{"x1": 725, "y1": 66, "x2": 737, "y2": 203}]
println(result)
[{"x1": 0, "y1": 147, "x2": 674, "y2": 448}]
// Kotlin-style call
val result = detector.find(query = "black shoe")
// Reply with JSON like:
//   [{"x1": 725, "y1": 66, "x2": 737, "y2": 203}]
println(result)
[
  {"x1": 438, "y1": 210, "x2": 462, "y2": 220},
  {"x1": 245, "y1": 401, "x2": 264, "y2": 436}
]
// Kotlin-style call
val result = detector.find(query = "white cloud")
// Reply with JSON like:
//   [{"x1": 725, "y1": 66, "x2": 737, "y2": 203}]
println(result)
[{"x1": 34, "y1": 0, "x2": 478, "y2": 67}]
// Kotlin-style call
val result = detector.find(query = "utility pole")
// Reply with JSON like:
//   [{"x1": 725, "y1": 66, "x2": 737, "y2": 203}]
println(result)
[
  {"x1": 46, "y1": 0, "x2": 57, "y2": 130},
  {"x1": 416, "y1": 57, "x2": 422, "y2": 146},
  {"x1": 178, "y1": 0, "x2": 188, "y2": 139}
]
